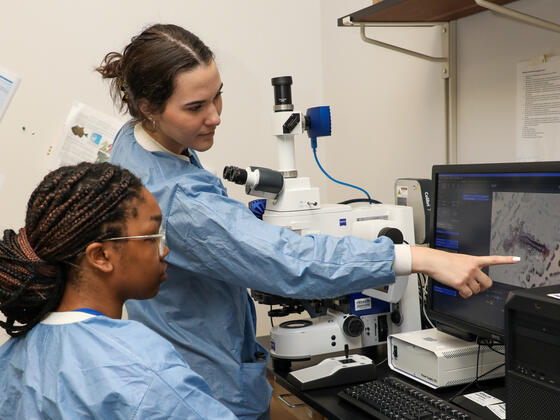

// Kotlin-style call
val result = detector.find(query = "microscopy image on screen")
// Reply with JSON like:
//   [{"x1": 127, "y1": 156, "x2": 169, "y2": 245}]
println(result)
[{"x1": 489, "y1": 191, "x2": 560, "y2": 288}]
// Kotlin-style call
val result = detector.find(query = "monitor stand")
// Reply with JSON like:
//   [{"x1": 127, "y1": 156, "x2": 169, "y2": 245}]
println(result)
[{"x1": 436, "y1": 323, "x2": 477, "y2": 342}]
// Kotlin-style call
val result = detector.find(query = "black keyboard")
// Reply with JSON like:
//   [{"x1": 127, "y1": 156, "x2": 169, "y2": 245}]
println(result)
[{"x1": 338, "y1": 376, "x2": 482, "y2": 420}]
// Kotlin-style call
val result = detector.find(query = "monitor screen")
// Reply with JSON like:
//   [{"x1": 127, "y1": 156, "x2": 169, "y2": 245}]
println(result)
[{"x1": 426, "y1": 162, "x2": 560, "y2": 341}]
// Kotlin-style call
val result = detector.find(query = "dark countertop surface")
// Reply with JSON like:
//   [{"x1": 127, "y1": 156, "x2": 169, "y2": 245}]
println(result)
[{"x1": 258, "y1": 336, "x2": 506, "y2": 420}]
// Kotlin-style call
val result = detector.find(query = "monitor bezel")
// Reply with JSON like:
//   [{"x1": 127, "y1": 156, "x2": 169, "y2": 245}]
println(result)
[{"x1": 425, "y1": 160, "x2": 560, "y2": 342}]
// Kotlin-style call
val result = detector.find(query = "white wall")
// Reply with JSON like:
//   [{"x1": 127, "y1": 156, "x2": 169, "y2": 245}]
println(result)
[
  {"x1": 318, "y1": 0, "x2": 560, "y2": 204},
  {"x1": 0, "y1": 0, "x2": 325, "y2": 344},
  {"x1": 457, "y1": 0, "x2": 560, "y2": 163},
  {"x1": 0, "y1": 0, "x2": 326, "y2": 231},
  {"x1": 319, "y1": 1, "x2": 447, "y2": 205},
  {"x1": 1, "y1": 0, "x2": 559, "y2": 344}
]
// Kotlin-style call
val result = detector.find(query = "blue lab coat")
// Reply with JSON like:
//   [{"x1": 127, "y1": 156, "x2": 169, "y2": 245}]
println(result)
[
  {"x1": 0, "y1": 312, "x2": 237, "y2": 419},
  {"x1": 110, "y1": 122, "x2": 396, "y2": 419}
]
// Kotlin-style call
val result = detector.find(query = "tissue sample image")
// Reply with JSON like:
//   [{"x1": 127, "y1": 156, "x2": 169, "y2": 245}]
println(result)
[{"x1": 489, "y1": 191, "x2": 560, "y2": 288}]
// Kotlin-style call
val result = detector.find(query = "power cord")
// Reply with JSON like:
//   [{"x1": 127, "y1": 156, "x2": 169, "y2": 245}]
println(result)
[
  {"x1": 479, "y1": 337, "x2": 505, "y2": 356},
  {"x1": 376, "y1": 357, "x2": 388, "y2": 367},
  {"x1": 448, "y1": 337, "x2": 505, "y2": 402},
  {"x1": 311, "y1": 137, "x2": 372, "y2": 201},
  {"x1": 418, "y1": 273, "x2": 436, "y2": 329}
]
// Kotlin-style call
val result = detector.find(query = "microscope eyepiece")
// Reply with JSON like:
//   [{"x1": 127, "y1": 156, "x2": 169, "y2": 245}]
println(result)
[
  {"x1": 271, "y1": 76, "x2": 293, "y2": 86},
  {"x1": 271, "y1": 76, "x2": 294, "y2": 111},
  {"x1": 223, "y1": 165, "x2": 248, "y2": 185}
]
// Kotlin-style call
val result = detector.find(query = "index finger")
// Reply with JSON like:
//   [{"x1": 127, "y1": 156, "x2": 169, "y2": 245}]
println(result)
[{"x1": 476, "y1": 255, "x2": 520, "y2": 268}]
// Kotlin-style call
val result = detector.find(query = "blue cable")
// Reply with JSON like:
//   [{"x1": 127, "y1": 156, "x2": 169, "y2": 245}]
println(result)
[{"x1": 310, "y1": 137, "x2": 371, "y2": 201}]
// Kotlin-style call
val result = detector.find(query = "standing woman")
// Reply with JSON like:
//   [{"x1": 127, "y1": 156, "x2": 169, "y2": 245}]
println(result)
[
  {"x1": 0, "y1": 162, "x2": 236, "y2": 419},
  {"x1": 97, "y1": 24, "x2": 517, "y2": 420}
]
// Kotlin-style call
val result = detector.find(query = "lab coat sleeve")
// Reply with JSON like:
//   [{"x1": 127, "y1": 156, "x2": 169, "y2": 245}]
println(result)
[{"x1": 165, "y1": 184, "x2": 396, "y2": 299}]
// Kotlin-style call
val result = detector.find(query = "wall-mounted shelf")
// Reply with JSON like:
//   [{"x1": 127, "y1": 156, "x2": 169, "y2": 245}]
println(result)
[{"x1": 336, "y1": 0, "x2": 515, "y2": 24}]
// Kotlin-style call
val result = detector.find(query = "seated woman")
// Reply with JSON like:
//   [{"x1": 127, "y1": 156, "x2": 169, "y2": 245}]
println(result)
[{"x1": 0, "y1": 162, "x2": 236, "y2": 419}]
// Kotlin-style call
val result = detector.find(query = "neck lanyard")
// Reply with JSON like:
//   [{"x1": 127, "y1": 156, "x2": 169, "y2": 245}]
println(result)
[{"x1": 73, "y1": 308, "x2": 106, "y2": 317}]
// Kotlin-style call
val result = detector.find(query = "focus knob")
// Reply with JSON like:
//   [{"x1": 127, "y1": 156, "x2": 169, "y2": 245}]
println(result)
[
  {"x1": 342, "y1": 315, "x2": 364, "y2": 337},
  {"x1": 378, "y1": 227, "x2": 404, "y2": 244}
]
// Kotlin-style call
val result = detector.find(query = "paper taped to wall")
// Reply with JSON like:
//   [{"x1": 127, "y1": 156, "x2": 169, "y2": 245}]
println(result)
[
  {"x1": 0, "y1": 65, "x2": 21, "y2": 122},
  {"x1": 516, "y1": 55, "x2": 560, "y2": 161},
  {"x1": 51, "y1": 101, "x2": 125, "y2": 168}
]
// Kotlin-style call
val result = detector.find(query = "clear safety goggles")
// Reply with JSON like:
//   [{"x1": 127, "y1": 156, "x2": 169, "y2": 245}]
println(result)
[{"x1": 103, "y1": 226, "x2": 166, "y2": 257}]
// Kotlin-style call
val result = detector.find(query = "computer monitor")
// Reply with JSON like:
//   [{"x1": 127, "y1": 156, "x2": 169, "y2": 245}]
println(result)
[{"x1": 426, "y1": 161, "x2": 560, "y2": 342}]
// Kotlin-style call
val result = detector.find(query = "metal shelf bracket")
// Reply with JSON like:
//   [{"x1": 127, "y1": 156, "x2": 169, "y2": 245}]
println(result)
[
  {"x1": 340, "y1": 17, "x2": 457, "y2": 163},
  {"x1": 340, "y1": 17, "x2": 451, "y2": 79},
  {"x1": 359, "y1": 24, "x2": 450, "y2": 78},
  {"x1": 475, "y1": 0, "x2": 560, "y2": 33}
]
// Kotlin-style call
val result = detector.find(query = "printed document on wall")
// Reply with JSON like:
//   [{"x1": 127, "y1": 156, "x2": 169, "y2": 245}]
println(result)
[
  {"x1": 516, "y1": 56, "x2": 560, "y2": 161},
  {"x1": 51, "y1": 101, "x2": 125, "y2": 168},
  {"x1": 0, "y1": 65, "x2": 21, "y2": 122}
]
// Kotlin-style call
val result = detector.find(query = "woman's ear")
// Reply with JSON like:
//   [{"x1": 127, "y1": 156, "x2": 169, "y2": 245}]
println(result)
[
  {"x1": 137, "y1": 99, "x2": 152, "y2": 121},
  {"x1": 83, "y1": 242, "x2": 114, "y2": 273}
]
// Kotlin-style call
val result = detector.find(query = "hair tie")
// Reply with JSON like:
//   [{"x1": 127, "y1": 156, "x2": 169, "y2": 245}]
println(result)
[
  {"x1": 17, "y1": 228, "x2": 42, "y2": 262},
  {"x1": 120, "y1": 79, "x2": 129, "y2": 103},
  {"x1": 17, "y1": 228, "x2": 57, "y2": 277}
]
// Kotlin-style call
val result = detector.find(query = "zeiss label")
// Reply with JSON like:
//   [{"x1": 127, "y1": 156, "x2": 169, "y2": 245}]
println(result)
[
  {"x1": 339, "y1": 218, "x2": 347, "y2": 226},
  {"x1": 354, "y1": 297, "x2": 372, "y2": 311}
]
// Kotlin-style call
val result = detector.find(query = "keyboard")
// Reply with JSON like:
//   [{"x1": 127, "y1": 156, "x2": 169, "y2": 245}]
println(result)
[{"x1": 338, "y1": 376, "x2": 482, "y2": 420}]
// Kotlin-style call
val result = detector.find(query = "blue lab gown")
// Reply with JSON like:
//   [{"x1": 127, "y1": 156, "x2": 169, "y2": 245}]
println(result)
[
  {"x1": 110, "y1": 122, "x2": 396, "y2": 419},
  {"x1": 0, "y1": 312, "x2": 237, "y2": 419}
]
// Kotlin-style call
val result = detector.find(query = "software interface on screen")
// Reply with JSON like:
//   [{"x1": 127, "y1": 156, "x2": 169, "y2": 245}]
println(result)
[{"x1": 431, "y1": 170, "x2": 560, "y2": 335}]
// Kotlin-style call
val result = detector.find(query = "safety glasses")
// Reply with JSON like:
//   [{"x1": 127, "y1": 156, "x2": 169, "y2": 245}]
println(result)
[{"x1": 103, "y1": 226, "x2": 166, "y2": 257}]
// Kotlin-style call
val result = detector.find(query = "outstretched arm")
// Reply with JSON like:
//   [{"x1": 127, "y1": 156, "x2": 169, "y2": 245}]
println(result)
[{"x1": 410, "y1": 246, "x2": 520, "y2": 298}]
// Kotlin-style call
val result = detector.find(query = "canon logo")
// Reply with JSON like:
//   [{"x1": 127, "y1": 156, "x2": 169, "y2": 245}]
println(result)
[{"x1": 424, "y1": 191, "x2": 431, "y2": 209}]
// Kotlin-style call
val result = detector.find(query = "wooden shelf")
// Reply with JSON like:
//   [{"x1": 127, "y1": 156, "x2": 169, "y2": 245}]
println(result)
[{"x1": 337, "y1": 0, "x2": 517, "y2": 25}]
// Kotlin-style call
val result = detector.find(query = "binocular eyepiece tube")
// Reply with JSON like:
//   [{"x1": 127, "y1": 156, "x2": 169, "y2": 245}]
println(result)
[{"x1": 271, "y1": 76, "x2": 294, "y2": 112}]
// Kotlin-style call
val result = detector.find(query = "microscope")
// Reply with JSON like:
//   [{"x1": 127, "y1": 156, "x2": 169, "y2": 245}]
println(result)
[{"x1": 223, "y1": 76, "x2": 420, "y2": 366}]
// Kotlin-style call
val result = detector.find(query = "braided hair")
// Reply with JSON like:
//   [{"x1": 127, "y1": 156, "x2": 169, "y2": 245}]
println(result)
[
  {"x1": 0, "y1": 162, "x2": 143, "y2": 337},
  {"x1": 96, "y1": 23, "x2": 214, "y2": 121}
]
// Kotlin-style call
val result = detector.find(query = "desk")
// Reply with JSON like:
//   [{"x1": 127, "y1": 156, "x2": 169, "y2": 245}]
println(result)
[{"x1": 258, "y1": 336, "x2": 506, "y2": 420}]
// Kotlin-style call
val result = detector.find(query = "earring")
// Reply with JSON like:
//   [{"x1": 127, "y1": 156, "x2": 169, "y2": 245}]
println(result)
[{"x1": 148, "y1": 118, "x2": 156, "y2": 130}]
